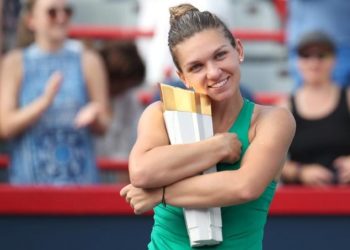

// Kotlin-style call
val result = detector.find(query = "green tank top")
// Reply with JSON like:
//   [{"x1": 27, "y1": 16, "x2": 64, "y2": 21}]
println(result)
[{"x1": 148, "y1": 99, "x2": 277, "y2": 250}]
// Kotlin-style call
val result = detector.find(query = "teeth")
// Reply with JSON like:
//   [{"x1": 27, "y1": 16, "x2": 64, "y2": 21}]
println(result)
[{"x1": 210, "y1": 79, "x2": 227, "y2": 88}]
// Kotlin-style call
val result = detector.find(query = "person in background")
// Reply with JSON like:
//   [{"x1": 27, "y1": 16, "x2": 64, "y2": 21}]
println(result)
[
  {"x1": 95, "y1": 41, "x2": 145, "y2": 182},
  {"x1": 0, "y1": 0, "x2": 110, "y2": 184},
  {"x1": 96, "y1": 41, "x2": 145, "y2": 160},
  {"x1": 121, "y1": 4, "x2": 295, "y2": 249},
  {"x1": 287, "y1": 0, "x2": 350, "y2": 88},
  {"x1": 281, "y1": 31, "x2": 350, "y2": 186}
]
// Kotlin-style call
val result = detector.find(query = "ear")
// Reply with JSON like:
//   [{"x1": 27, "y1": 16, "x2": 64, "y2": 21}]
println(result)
[
  {"x1": 176, "y1": 70, "x2": 191, "y2": 89},
  {"x1": 235, "y1": 39, "x2": 245, "y2": 63}
]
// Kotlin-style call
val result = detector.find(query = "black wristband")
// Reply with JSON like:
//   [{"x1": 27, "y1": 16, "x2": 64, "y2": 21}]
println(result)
[{"x1": 162, "y1": 186, "x2": 167, "y2": 207}]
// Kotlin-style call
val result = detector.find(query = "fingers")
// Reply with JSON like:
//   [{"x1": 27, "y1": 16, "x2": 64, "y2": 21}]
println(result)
[
  {"x1": 44, "y1": 71, "x2": 62, "y2": 102},
  {"x1": 300, "y1": 165, "x2": 334, "y2": 186},
  {"x1": 119, "y1": 185, "x2": 150, "y2": 215},
  {"x1": 225, "y1": 133, "x2": 242, "y2": 163},
  {"x1": 120, "y1": 184, "x2": 132, "y2": 197},
  {"x1": 120, "y1": 185, "x2": 135, "y2": 211},
  {"x1": 120, "y1": 184, "x2": 140, "y2": 213},
  {"x1": 74, "y1": 102, "x2": 100, "y2": 128},
  {"x1": 338, "y1": 168, "x2": 350, "y2": 184}
]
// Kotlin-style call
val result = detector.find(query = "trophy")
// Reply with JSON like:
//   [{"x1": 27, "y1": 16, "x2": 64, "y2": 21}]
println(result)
[{"x1": 160, "y1": 84, "x2": 223, "y2": 247}]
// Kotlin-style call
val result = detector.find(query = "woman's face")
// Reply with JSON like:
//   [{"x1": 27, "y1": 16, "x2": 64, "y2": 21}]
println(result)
[
  {"x1": 29, "y1": 0, "x2": 73, "y2": 43},
  {"x1": 297, "y1": 45, "x2": 335, "y2": 85},
  {"x1": 175, "y1": 28, "x2": 244, "y2": 102}
]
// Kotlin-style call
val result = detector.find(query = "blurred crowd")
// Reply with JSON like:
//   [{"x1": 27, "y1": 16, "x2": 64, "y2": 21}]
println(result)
[{"x1": 1, "y1": 0, "x2": 350, "y2": 186}]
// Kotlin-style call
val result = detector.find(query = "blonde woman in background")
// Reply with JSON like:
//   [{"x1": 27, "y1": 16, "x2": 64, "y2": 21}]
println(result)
[{"x1": 0, "y1": 0, "x2": 110, "y2": 184}]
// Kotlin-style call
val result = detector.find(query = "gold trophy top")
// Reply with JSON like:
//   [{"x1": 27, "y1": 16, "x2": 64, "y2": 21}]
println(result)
[{"x1": 160, "y1": 83, "x2": 211, "y2": 116}]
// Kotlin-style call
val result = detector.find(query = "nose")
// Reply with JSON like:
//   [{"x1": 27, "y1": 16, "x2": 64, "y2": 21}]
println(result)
[
  {"x1": 56, "y1": 11, "x2": 68, "y2": 23},
  {"x1": 206, "y1": 62, "x2": 221, "y2": 80}
]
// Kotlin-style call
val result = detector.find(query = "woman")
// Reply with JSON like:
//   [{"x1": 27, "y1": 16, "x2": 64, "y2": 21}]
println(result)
[
  {"x1": 281, "y1": 31, "x2": 350, "y2": 186},
  {"x1": 0, "y1": 0, "x2": 110, "y2": 184},
  {"x1": 121, "y1": 4, "x2": 295, "y2": 249}
]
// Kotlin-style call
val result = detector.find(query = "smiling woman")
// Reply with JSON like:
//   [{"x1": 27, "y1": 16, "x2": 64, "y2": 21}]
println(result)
[
  {"x1": 120, "y1": 3, "x2": 295, "y2": 250},
  {"x1": 0, "y1": 0, "x2": 110, "y2": 184}
]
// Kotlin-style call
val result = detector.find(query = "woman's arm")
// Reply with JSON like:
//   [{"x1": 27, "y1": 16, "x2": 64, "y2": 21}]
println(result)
[
  {"x1": 77, "y1": 49, "x2": 111, "y2": 134},
  {"x1": 129, "y1": 101, "x2": 242, "y2": 188},
  {"x1": 122, "y1": 106, "x2": 296, "y2": 214},
  {"x1": 0, "y1": 50, "x2": 61, "y2": 139}
]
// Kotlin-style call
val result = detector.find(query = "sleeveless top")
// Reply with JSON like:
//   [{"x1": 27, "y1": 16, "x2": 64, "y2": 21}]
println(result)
[
  {"x1": 148, "y1": 99, "x2": 277, "y2": 250},
  {"x1": 9, "y1": 41, "x2": 98, "y2": 184},
  {"x1": 289, "y1": 88, "x2": 350, "y2": 174}
]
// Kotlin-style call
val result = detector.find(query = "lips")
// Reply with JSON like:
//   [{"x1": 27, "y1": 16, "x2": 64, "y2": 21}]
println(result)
[{"x1": 208, "y1": 77, "x2": 229, "y2": 89}]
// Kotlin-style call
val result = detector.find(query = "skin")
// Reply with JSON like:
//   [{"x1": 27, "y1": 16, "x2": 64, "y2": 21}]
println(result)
[
  {"x1": 281, "y1": 45, "x2": 350, "y2": 185},
  {"x1": 0, "y1": 0, "x2": 110, "y2": 139},
  {"x1": 121, "y1": 28, "x2": 295, "y2": 214}
]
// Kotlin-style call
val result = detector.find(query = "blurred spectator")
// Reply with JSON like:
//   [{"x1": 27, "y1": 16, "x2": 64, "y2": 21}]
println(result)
[
  {"x1": 281, "y1": 31, "x2": 350, "y2": 186},
  {"x1": 0, "y1": 0, "x2": 110, "y2": 184},
  {"x1": 96, "y1": 41, "x2": 145, "y2": 160},
  {"x1": 287, "y1": 0, "x2": 350, "y2": 88},
  {"x1": 96, "y1": 41, "x2": 145, "y2": 183}
]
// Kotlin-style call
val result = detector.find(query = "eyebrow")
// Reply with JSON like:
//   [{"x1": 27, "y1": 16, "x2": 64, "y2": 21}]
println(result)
[{"x1": 184, "y1": 45, "x2": 229, "y2": 68}]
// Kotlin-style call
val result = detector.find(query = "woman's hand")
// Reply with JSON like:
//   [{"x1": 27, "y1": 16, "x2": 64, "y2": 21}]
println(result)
[
  {"x1": 42, "y1": 71, "x2": 62, "y2": 106},
  {"x1": 213, "y1": 132, "x2": 242, "y2": 164},
  {"x1": 299, "y1": 164, "x2": 334, "y2": 186},
  {"x1": 334, "y1": 156, "x2": 350, "y2": 184},
  {"x1": 120, "y1": 184, "x2": 162, "y2": 215},
  {"x1": 74, "y1": 102, "x2": 101, "y2": 128}
]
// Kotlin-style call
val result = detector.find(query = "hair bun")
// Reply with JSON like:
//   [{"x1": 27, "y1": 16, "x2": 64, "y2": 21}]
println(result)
[{"x1": 169, "y1": 4, "x2": 199, "y2": 25}]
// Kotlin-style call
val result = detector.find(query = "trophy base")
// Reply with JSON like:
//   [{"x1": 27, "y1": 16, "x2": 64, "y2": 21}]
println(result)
[{"x1": 189, "y1": 225, "x2": 223, "y2": 247}]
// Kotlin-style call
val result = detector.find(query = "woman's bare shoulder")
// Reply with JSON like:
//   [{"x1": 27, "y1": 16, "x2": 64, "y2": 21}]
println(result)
[
  {"x1": 252, "y1": 104, "x2": 296, "y2": 140},
  {"x1": 137, "y1": 101, "x2": 164, "y2": 128},
  {"x1": 1, "y1": 49, "x2": 23, "y2": 81},
  {"x1": 142, "y1": 100, "x2": 163, "y2": 116},
  {"x1": 257, "y1": 104, "x2": 294, "y2": 124},
  {"x1": 1, "y1": 49, "x2": 22, "y2": 67}
]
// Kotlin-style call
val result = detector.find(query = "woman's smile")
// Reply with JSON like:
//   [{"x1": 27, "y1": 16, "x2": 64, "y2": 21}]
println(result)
[{"x1": 208, "y1": 76, "x2": 230, "y2": 89}]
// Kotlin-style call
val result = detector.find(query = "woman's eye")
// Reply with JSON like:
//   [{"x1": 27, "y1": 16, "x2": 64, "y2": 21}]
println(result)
[
  {"x1": 215, "y1": 51, "x2": 227, "y2": 60},
  {"x1": 189, "y1": 64, "x2": 202, "y2": 72}
]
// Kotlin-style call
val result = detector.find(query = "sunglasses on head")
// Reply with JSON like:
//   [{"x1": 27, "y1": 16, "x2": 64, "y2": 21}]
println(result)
[
  {"x1": 299, "y1": 51, "x2": 333, "y2": 60},
  {"x1": 47, "y1": 5, "x2": 73, "y2": 20}
]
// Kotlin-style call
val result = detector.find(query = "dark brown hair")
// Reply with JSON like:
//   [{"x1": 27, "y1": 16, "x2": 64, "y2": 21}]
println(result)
[
  {"x1": 99, "y1": 41, "x2": 145, "y2": 96},
  {"x1": 168, "y1": 4, "x2": 236, "y2": 71}
]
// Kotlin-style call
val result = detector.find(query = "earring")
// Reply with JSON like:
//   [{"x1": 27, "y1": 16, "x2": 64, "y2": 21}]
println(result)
[{"x1": 239, "y1": 58, "x2": 244, "y2": 63}]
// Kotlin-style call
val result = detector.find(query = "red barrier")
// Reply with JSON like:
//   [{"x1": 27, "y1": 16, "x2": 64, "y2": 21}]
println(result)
[
  {"x1": 0, "y1": 184, "x2": 132, "y2": 215},
  {"x1": 68, "y1": 25, "x2": 285, "y2": 43},
  {"x1": 0, "y1": 184, "x2": 349, "y2": 216}
]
